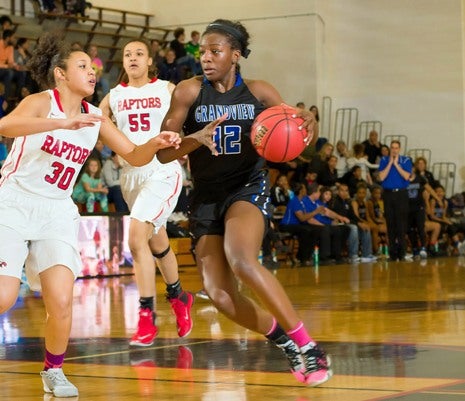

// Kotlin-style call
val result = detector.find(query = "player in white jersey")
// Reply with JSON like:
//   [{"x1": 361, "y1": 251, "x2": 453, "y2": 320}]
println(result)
[
  {"x1": 0, "y1": 33, "x2": 189, "y2": 398},
  {"x1": 99, "y1": 39, "x2": 194, "y2": 347}
]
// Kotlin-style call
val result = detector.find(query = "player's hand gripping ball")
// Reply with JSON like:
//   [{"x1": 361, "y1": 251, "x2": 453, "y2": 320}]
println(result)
[{"x1": 250, "y1": 105, "x2": 309, "y2": 162}]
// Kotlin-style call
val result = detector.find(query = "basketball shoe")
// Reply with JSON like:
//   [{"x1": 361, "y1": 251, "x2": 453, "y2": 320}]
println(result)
[
  {"x1": 129, "y1": 308, "x2": 158, "y2": 346},
  {"x1": 168, "y1": 291, "x2": 194, "y2": 338},
  {"x1": 272, "y1": 334, "x2": 306, "y2": 382},
  {"x1": 300, "y1": 342, "x2": 332, "y2": 386},
  {"x1": 40, "y1": 368, "x2": 78, "y2": 397},
  {"x1": 176, "y1": 345, "x2": 193, "y2": 369},
  {"x1": 196, "y1": 289, "x2": 209, "y2": 300}
]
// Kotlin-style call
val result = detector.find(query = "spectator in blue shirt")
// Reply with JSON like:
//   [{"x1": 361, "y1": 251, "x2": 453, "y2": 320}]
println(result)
[
  {"x1": 280, "y1": 181, "x2": 324, "y2": 266},
  {"x1": 303, "y1": 184, "x2": 350, "y2": 264},
  {"x1": 378, "y1": 140, "x2": 412, "y2": 261}
]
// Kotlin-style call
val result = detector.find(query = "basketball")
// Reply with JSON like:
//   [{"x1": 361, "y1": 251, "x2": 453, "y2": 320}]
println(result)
[{"x1": 250, "y1": 105, "x2": 309, "y2": 163}]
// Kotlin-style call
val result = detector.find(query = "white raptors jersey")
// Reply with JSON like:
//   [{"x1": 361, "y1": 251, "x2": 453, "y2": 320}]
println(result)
[
  {"x1": 0, "y1": 89, "x2": 101, "y2": 199},
  {"x1": 109, "y1": 78, "x2": 173, "y2": 171}
]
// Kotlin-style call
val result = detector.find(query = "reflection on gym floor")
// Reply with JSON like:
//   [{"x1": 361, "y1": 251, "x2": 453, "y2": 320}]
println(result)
[{"x1": 2, "y1": 257, "x2": 465, "y2": 400}]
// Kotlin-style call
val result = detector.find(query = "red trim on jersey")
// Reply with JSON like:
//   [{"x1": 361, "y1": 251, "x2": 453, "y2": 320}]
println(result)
[
  {"x1": 0, "y1": 139, "x2": 16, "y2": 175},
  {"x1": 53, "y1": 88, "x2": 63, "y2": 112},
  {"x1": 53, "y1": 88, "x2": 89, "y2": 113},
  {"x1": 0, "y1": 137, "x2": 26, "y2": 183},
  {"x1": 81, "y1": 100, "x2": 89, "y2": 113},
  {"x1": 166, "y1": 171, "x2": 181, "y2": 208},
  {"x1": 152, "y1": 207, "x2": 164, "y2": 221},
  {"x1": 150, "y1": 171, "x2": 181, "y2": 221}
]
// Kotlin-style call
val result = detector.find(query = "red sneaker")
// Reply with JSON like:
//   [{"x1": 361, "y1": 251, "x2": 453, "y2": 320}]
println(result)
[
  {"x1": 176, "y1": 345, "x2": 193, "y2": 369},
  {"x1": 168, "y1": 291, "x2": 194, "y2": 338},
  {"x1": 129, "y1": 308, "x2": 158, "y2": 346}
]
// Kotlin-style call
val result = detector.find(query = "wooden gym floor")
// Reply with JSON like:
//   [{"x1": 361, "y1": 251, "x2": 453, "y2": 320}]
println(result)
[{"x1": 1, "y1": 256, "x2": 465, "y2": 400}]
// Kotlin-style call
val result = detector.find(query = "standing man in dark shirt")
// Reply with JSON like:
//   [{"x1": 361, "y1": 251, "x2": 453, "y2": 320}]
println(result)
[
  {"x1": 362, "y1": 130, "x2": 383, "y2": 175},
  {"x1": 169, "y1": 28, "x2": 187, "y2": 60},
  {"x1": 378, "y1": 140, "x2": 412, "y2": 261},
  {"x1": 169, "y1": 27, "x2": 199, "y2": 78}
]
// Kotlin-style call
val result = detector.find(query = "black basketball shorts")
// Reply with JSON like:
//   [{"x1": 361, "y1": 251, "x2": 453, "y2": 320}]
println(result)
[{"x1": 189, "y1": 169, "x2": 272, "y2": 242}]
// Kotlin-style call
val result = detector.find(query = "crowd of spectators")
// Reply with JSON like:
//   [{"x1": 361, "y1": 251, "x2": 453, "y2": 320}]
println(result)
[
  {"x1": 33, "y1": 0, "x2": 92, "y2": 17},
  {"x1": 0, "y1": 20, "x2": 205, "y2": 215},
  {"x1": 0, "y1": 16, "x2": 205, "y2": 107},
  {"x1": 266, "y1": 107, "x2": 465, "y2": 267},
  {"x1": 1, "y1": 16, "x2": 464, "y2": 261}
]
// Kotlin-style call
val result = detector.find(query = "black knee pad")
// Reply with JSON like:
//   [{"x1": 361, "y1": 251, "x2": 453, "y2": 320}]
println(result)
[{"x1": 153, "y1": 245, "x2": 170, "y2": 259}]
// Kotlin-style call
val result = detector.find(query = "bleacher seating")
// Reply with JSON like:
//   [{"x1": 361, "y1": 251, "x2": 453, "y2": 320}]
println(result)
[
  {"x1": 357, "y1": 120, "x2": 382, "y2": 143},
  {"x1": 5, "y1": 5, "x2": 463, "y2": 264},
  {"x1": 432, "y1": 162, "x2": 456, "y2": 197},
  {"x1": 331, "y1": 107, "x2": 359, "y2": 146},
  {"x1": 408, "y1": 148, "x2": 432, "y2": 165},
  {"x1": 169, "y1": 237, "x2": 195, "y2": 267},
  {"x1": 9, "y1": 1, "x2": 172, "y2": 77}
]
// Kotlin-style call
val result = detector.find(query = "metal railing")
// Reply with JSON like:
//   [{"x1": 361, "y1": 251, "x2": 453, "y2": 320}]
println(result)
[
  {"x1": 320, "y1": 96, "x2": 332, "y2": 140},
  {"x1": 432, "y1": 162, "x2": 456, "y2": 197},
  {"x1": 407, "y1": 148, "x2": 432, "y2": 166},
  {"x1": 382, "y1": 134, "x2": 408, "y2": 152},
  {"x1": 357, "y1": 121, "x2": 383, "y2": 143},
  {"x1": 333, "y1": 107, "x2": 359, "y2": 147}
]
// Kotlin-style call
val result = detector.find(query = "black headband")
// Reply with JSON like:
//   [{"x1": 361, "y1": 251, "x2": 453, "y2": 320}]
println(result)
[{"x1": 207, "y1": 22, "x2": 251, "y2": 58}]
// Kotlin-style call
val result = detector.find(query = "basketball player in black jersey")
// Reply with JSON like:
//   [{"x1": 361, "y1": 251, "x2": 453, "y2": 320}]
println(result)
[{"x1": 158, "y1": 19, "x2": 332, "y2": 386}]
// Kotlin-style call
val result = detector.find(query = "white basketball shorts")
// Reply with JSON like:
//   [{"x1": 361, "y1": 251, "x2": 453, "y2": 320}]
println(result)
[
  {"x1": 120, "y1": 161, "x2": 182, "y2": 233},
  {"x1": 0, "y1": 186, "x2": 82, "y2": 291}
]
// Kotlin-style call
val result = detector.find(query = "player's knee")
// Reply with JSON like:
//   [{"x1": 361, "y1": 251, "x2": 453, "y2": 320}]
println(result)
[
  {"x1": 0, "y1": 295, "x2": 17, "y2": 314},
  {"x1": 47, "y1": 307, "x2": 72, "y2": 322},
  {"x1": 204, "y1": 287, "x2": 234, "y2": 313},
  {"x1": 46, "y1": 294, "x2": 73, "y2": 320},
  {"x1": 229, "y1": 258, "x2": 256, "y2": 284},
  {"x1": 0, "y1": 278, "x2": 21, "y2": 313},
  {"x1": 128, "y1": 236, "x2": 147, "y2": 255}
]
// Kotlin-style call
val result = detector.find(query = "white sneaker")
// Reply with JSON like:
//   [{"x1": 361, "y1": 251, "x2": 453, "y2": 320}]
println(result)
[
  {"x1": 360, "y1": 255, "x2": 377, "y2": 263},
  {"x1": 40, "y1": 368, "x2": 78, "y2": 397},
  {"x1": 419, "y1": 248, "x2": 428, "y2": 259},
  {"x1": 195, "y1": 289, "x2": 209, "y2": 300},
  {"x1": 458, "y1": 241, "x2": 465, "y2": 256},
  {"x1": 350, "y1": 256, "x2": 360, "y2": 264}
]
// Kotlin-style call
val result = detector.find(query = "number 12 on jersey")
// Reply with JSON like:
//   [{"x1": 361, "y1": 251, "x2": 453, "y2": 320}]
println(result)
[{"x1": 213, "y1": 125, "x2": 241, "y2": 155}]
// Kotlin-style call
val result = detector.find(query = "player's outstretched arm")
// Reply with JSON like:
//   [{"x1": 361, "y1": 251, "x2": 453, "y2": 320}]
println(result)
[
  {"x1": 158, "y1": 78, "x2": 225, "y2": 163},
  {"x1": 98, "y1": 114, "x2": 181, "y2": 167},
  {"x1": 0, "y1": 92, "x2": 104, "y2": 138}
]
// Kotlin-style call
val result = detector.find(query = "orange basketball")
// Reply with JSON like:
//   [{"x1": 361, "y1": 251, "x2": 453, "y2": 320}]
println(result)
[{"x1": 250, "y1": 105, "x2": 309, "y2": 163}]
